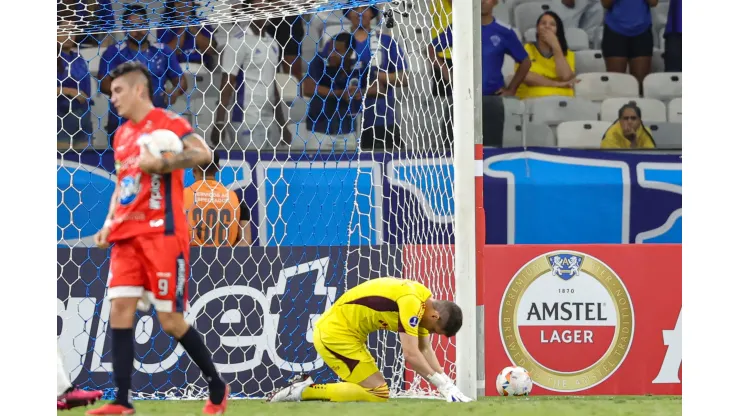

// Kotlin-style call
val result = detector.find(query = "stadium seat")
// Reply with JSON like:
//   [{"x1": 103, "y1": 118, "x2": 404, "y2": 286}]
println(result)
[
  {"x1": 556, "y1": 121, "x2": 612, "y2": 148},
  {"x1": 565, "y1": 27, "x2": 590, "y2": 51},
  {"x1": 646, "y1": 122, "x2": 682, "y2": 149},
  {"x1": 527, "y1": 96, "x2": 601, "y2": 127},
  {"x1": 643, "y1": 73, "x2": 682, "y2": 101},
  {"x1": 668, "y1": 98, "x2": 682, "y2": 123},
  {"x1": 514, "y1": 1, "x2": 553, "y2": 34},
  {"x1": 504, "y1": 97, "x2": 526, "y2": 117},
  {"x1": 502, "y1": 54, "x2": 516, "y2": 77},
  {"x1": 651, "y1": 49, "x2": 665, "y2": 73},
  {"x1": 575, "y1": 50, "x2": 606, "y2": 74},
  {"x1": 575, "y1": 72, "x2": 639, "y2": 101},
  {"x1": 507, "y1": 0, "x2": 547, "y2": 26},
  {"x1": 600, "y1": 98, "x2": 667, "y2": 122},
  {"x1": 502, "y1": 121, "x2": 556, "y2": 147}
]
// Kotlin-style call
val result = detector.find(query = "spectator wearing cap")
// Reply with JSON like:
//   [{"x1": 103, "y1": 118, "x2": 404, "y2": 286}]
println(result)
[{"x1": 601, "y1": 103, "x2": 655, "y2": 149}]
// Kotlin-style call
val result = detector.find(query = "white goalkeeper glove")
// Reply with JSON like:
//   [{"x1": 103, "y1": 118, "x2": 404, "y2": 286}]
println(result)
[{"x1": 428, "y1": 373, "x2": 473, "y2": 403}]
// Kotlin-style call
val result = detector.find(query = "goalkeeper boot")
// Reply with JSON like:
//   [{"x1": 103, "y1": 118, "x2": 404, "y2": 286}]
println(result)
[
  {"x1": 203, "y1": 383, "x2": 230, "y2": 415},
  {"x1": 58, "y1": 386, "x2": 104, "y2": 410},
  {"x1": 266, "y1": 374, "x2": 313, "y2": 403}
]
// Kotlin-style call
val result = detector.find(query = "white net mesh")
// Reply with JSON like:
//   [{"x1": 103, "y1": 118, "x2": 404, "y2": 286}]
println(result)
[{"x1": 57, "y1": 0, "x2": 458, "y2": 400}]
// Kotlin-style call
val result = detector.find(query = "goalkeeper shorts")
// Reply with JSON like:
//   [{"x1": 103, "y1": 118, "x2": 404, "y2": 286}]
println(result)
[{"x1": 313, "y1": 321, "x2": 380, "y2": 384}]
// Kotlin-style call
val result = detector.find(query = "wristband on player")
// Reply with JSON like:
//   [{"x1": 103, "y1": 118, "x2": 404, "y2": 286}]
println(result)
[
  {"x1": 428, "y1": 373, "x2": 449, "y2": 389},
  {"x1": 103, "y1": 219, "x2": 113, "y2": 228}
]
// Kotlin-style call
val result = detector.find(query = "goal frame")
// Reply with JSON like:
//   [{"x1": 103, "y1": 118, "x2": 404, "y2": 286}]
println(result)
[{"x1": 451, "y1": 0, "x2": 483, "y2": 401}]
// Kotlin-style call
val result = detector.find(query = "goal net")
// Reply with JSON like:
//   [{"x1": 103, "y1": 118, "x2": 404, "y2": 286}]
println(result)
[{"x1": 57, "y1": 0, "x2": 478, "y2": 400}]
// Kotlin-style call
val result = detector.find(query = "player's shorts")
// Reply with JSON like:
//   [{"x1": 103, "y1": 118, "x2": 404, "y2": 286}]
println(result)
[
  {"x1": 313, "y1": 314, "x2": 379, "y2": 385},
  {"x1": 107, "y1": 233, "x2": 190, "y2": 313}
]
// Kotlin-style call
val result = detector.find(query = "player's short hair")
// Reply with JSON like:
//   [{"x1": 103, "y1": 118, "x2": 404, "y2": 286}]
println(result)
[
  {"x1": 109, "y1": 61, "x2": 155, "y2": 101},
  {"x1": 333, "y1": 32, "x2": 353, "y2": 51},
  {"x1": 201, "y1": 151, "x2": 220, "y2": 177},
  {"x1": 435, "y1": 300, "x2": 463, "y2": 337}
]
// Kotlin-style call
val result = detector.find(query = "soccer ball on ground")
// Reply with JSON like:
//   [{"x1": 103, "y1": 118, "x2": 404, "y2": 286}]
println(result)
[
  {"x1": 137, "y1": 129, "x2": 183, "y2": 158},
  {"x1": 495, "y1": 366, "x2": 533, "y2": 396}
]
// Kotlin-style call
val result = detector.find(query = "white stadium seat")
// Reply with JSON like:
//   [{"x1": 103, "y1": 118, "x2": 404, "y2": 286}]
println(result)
[
  {"x1": 668, "y1": 98, "x2": 682, "y2": 123},
  {"x1": 643, "y1": 73, "x2": 682, "y2": 101},
  {"x1": 507, "y1": 0, "x2": 548, "y2": 25},
  {"x1": 575, "y1": 72, "x2": 639, "y2": 101},
  {"x1": 565, "y1": 27, "x2": 590, "y2": 51},
  {"x1": 575, "y1": 50, "x2": 606, "y2": 74},
  {"x1": 514, "y1": 1, "x2": 553, "y2": 34},
  {"x1": 527, "y1": 96, "x2": 601, "y2": 126},
  {"x1": 646, "y1": 122, "x2": 682, "y2": 149},
  {"x1": 600, "y1": 98, "x2": 667, "y2": 123},
  {"x1": 651, "y1": 49, "x2": 665, "y2": 73},
  {"x1": 503, "y1": 121, "x2": 556, "y2": 147},
  {"x1": 556, "y1": 120, "x2": 612, "y2": 148}
]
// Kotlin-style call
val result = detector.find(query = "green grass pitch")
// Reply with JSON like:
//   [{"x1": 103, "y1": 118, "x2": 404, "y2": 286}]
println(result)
[{"x1": 59, "y1": 396, "x2": 681, "y2": 416}]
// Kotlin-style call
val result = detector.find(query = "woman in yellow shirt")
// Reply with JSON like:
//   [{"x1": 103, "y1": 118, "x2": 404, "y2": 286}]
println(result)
[
  {"x1": 601, "y1": 103, "x2": 656, "y2": 149},
  {"x1": 516, "y1": 11, "x2": 578, "y2": 99}
]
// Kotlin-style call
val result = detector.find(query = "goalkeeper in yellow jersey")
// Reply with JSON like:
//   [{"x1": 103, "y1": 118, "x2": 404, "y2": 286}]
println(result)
[{"x1": 267, "y1": 277, "x2": 472, "y2": 403}]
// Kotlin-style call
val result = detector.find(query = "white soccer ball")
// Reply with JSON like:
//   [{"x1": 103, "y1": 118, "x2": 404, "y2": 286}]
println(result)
[
  {"x1": 138, "y1": 129, "x2": 183, "y2": 158},
  {"x1": 495, "y1": 366, "x2": 533, "y2": 396}
]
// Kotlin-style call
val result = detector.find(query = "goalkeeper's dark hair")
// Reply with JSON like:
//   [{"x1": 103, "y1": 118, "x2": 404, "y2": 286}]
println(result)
[
  {"x1": 435, "y1": 300, "x2": 463, "y2": 337},
  {"x1": 109, "y1": 61, "x2": 155, "y2": 101},
  {"x1": 198, "y1": 150, "x2": 220, "y2": 177}
]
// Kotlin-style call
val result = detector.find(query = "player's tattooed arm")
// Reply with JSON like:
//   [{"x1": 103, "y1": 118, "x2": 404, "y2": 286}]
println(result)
[{"x1": 149, "y1": 133, "x2": 213, "y2": 173}]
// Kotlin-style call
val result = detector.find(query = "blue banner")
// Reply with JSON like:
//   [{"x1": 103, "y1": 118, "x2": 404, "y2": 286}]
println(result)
[
  {"x1": 57, "y1": 148, "x2": 681, "y2": 246},
  {"x1": 57, "y1": 245, "x2": 405, "y2": 398}
]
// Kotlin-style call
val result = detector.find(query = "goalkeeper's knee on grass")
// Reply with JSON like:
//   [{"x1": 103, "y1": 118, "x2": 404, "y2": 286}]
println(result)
[{"x1": 302, "y1": 382, "x2": 389, "y2": 402}]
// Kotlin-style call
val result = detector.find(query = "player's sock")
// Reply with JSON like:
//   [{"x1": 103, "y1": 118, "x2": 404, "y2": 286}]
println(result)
[
  {"x1": 301, "y1": 382, "x2": 389, "y2": 402},
  {"x1": 178, "y1": 326, "x2": 226, "y2": 404},
  {"x1": 111, "y1": 328, "x2": 135, "y2": 408},
  {"x1": 57, "y1": 347, "x2": 73, "y2": 397}
]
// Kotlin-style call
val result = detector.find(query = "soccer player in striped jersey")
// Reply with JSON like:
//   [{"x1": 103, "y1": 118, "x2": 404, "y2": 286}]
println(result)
[{"x1": 267, "y1": 277, "x2": 472, "y2": 403}]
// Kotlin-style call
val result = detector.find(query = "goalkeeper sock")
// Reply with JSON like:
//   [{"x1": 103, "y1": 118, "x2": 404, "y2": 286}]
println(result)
[
  {"x1": 178, "y1": 326, "x2": 226, "y2": 404},
  {"x1": 301, "y1": 382, "x2": 389, "y2": 402},
  {"x1": 57, "y1": 347, "x2": 73, "y2": 397},
  {"x1": 111, "y1": 328, "x2": 134, "y2": 408}
]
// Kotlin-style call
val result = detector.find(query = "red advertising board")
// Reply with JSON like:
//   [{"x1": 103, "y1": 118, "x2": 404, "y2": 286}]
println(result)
[{"x1": 404, "y1": 244, "x2": 682, "y2": 396}]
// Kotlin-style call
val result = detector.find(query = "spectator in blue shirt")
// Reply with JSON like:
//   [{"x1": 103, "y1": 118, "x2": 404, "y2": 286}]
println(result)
[
  {"x1": 346, "y1": 6, "x2": 409, "y2": 151},
  {"x1": 57, "y1": 25, "x2": 92, "y2": 150},
  {"x1": 601, "y1": 0, "x2": 658, "y2": 90},
  {"x1": 433, "y1": 0, "x2": 530, "y2": 97},
  {"x1": 98, "y1": 5, "x2": 187, "y2": 139},
  {"x1": 432, "y1": 0, "x2": 531, "y2": 147},
  {"x1": 157, "y1": 1, "x2": 218, "y2": 70},
  {"x1": 663, "y1": 0, "x2": 681, "y2": 72},
  {"x1": 300, "y1": 32, "x2": 360, "y2": 152}
]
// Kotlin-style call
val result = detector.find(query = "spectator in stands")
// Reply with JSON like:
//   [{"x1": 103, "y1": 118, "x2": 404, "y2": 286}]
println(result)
[
  {"x1": 663, "y1": 0, "x2": 681, "y2": 72},
  {"x1": 265, "y1": 14, "x2": 306, "y2": 80},
  {"x1": 66, "y1": 0, "x2": 116, "y2": 48},
  {"x1": 98, "y1": 5, "x2": 187, "y2": 140},
  {"x1": 210, "y1": 12, "x2": 292, "y2": 151},
  {"x1": 299, "y1": 32, "x2": 360, "y2": 152},
  {"x1": 429, "y1": 0, "x2": 453, "y2": 98},
  {"x1": 158, "y1": 0, "x2": 218, "y2": 71},
  {"x1": 346, "y1": 6, "x2": 409, "y2": 151},
  {"x1": 550, "y1": 1, "x2": 603, "y2": 45},
  {"x1": 601, "y1": 0, "x2": 658, "y2": 91},
  {"x1": 601, "y1": 103, "x2": 655, "y2": 149},
  {"x1": 184, "y1": 152, "x2": 252, "y2": 247},
  {"x1": 516, "y1": 11, "x2": 578, "y2": 99},
  {"x1": 57, "y1": 23, "x2": 92, "y2": 150},
  {"x1": 432, "y1": 0, "x2": 531, "y2": 146}
]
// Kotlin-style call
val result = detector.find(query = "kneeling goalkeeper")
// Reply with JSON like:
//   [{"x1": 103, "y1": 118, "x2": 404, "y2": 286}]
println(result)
[{"x1": 268, "y1": 277, "x2": 472, "y2": 403}]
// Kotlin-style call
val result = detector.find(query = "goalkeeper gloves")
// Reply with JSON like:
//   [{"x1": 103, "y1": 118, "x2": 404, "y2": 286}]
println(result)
[{"x1": 428, "y1": 373, "x2": 473, "y2": 403}]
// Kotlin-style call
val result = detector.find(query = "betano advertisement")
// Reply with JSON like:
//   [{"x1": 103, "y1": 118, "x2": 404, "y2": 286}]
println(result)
[{"x1": 481, "y1": 244, "x2": 681, "y2": 396}]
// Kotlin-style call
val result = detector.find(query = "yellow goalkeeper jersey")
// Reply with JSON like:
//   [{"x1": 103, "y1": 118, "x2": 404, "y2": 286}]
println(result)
[{"x1": 317, "y1": 277, "x2": 433, "y2": 340}]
